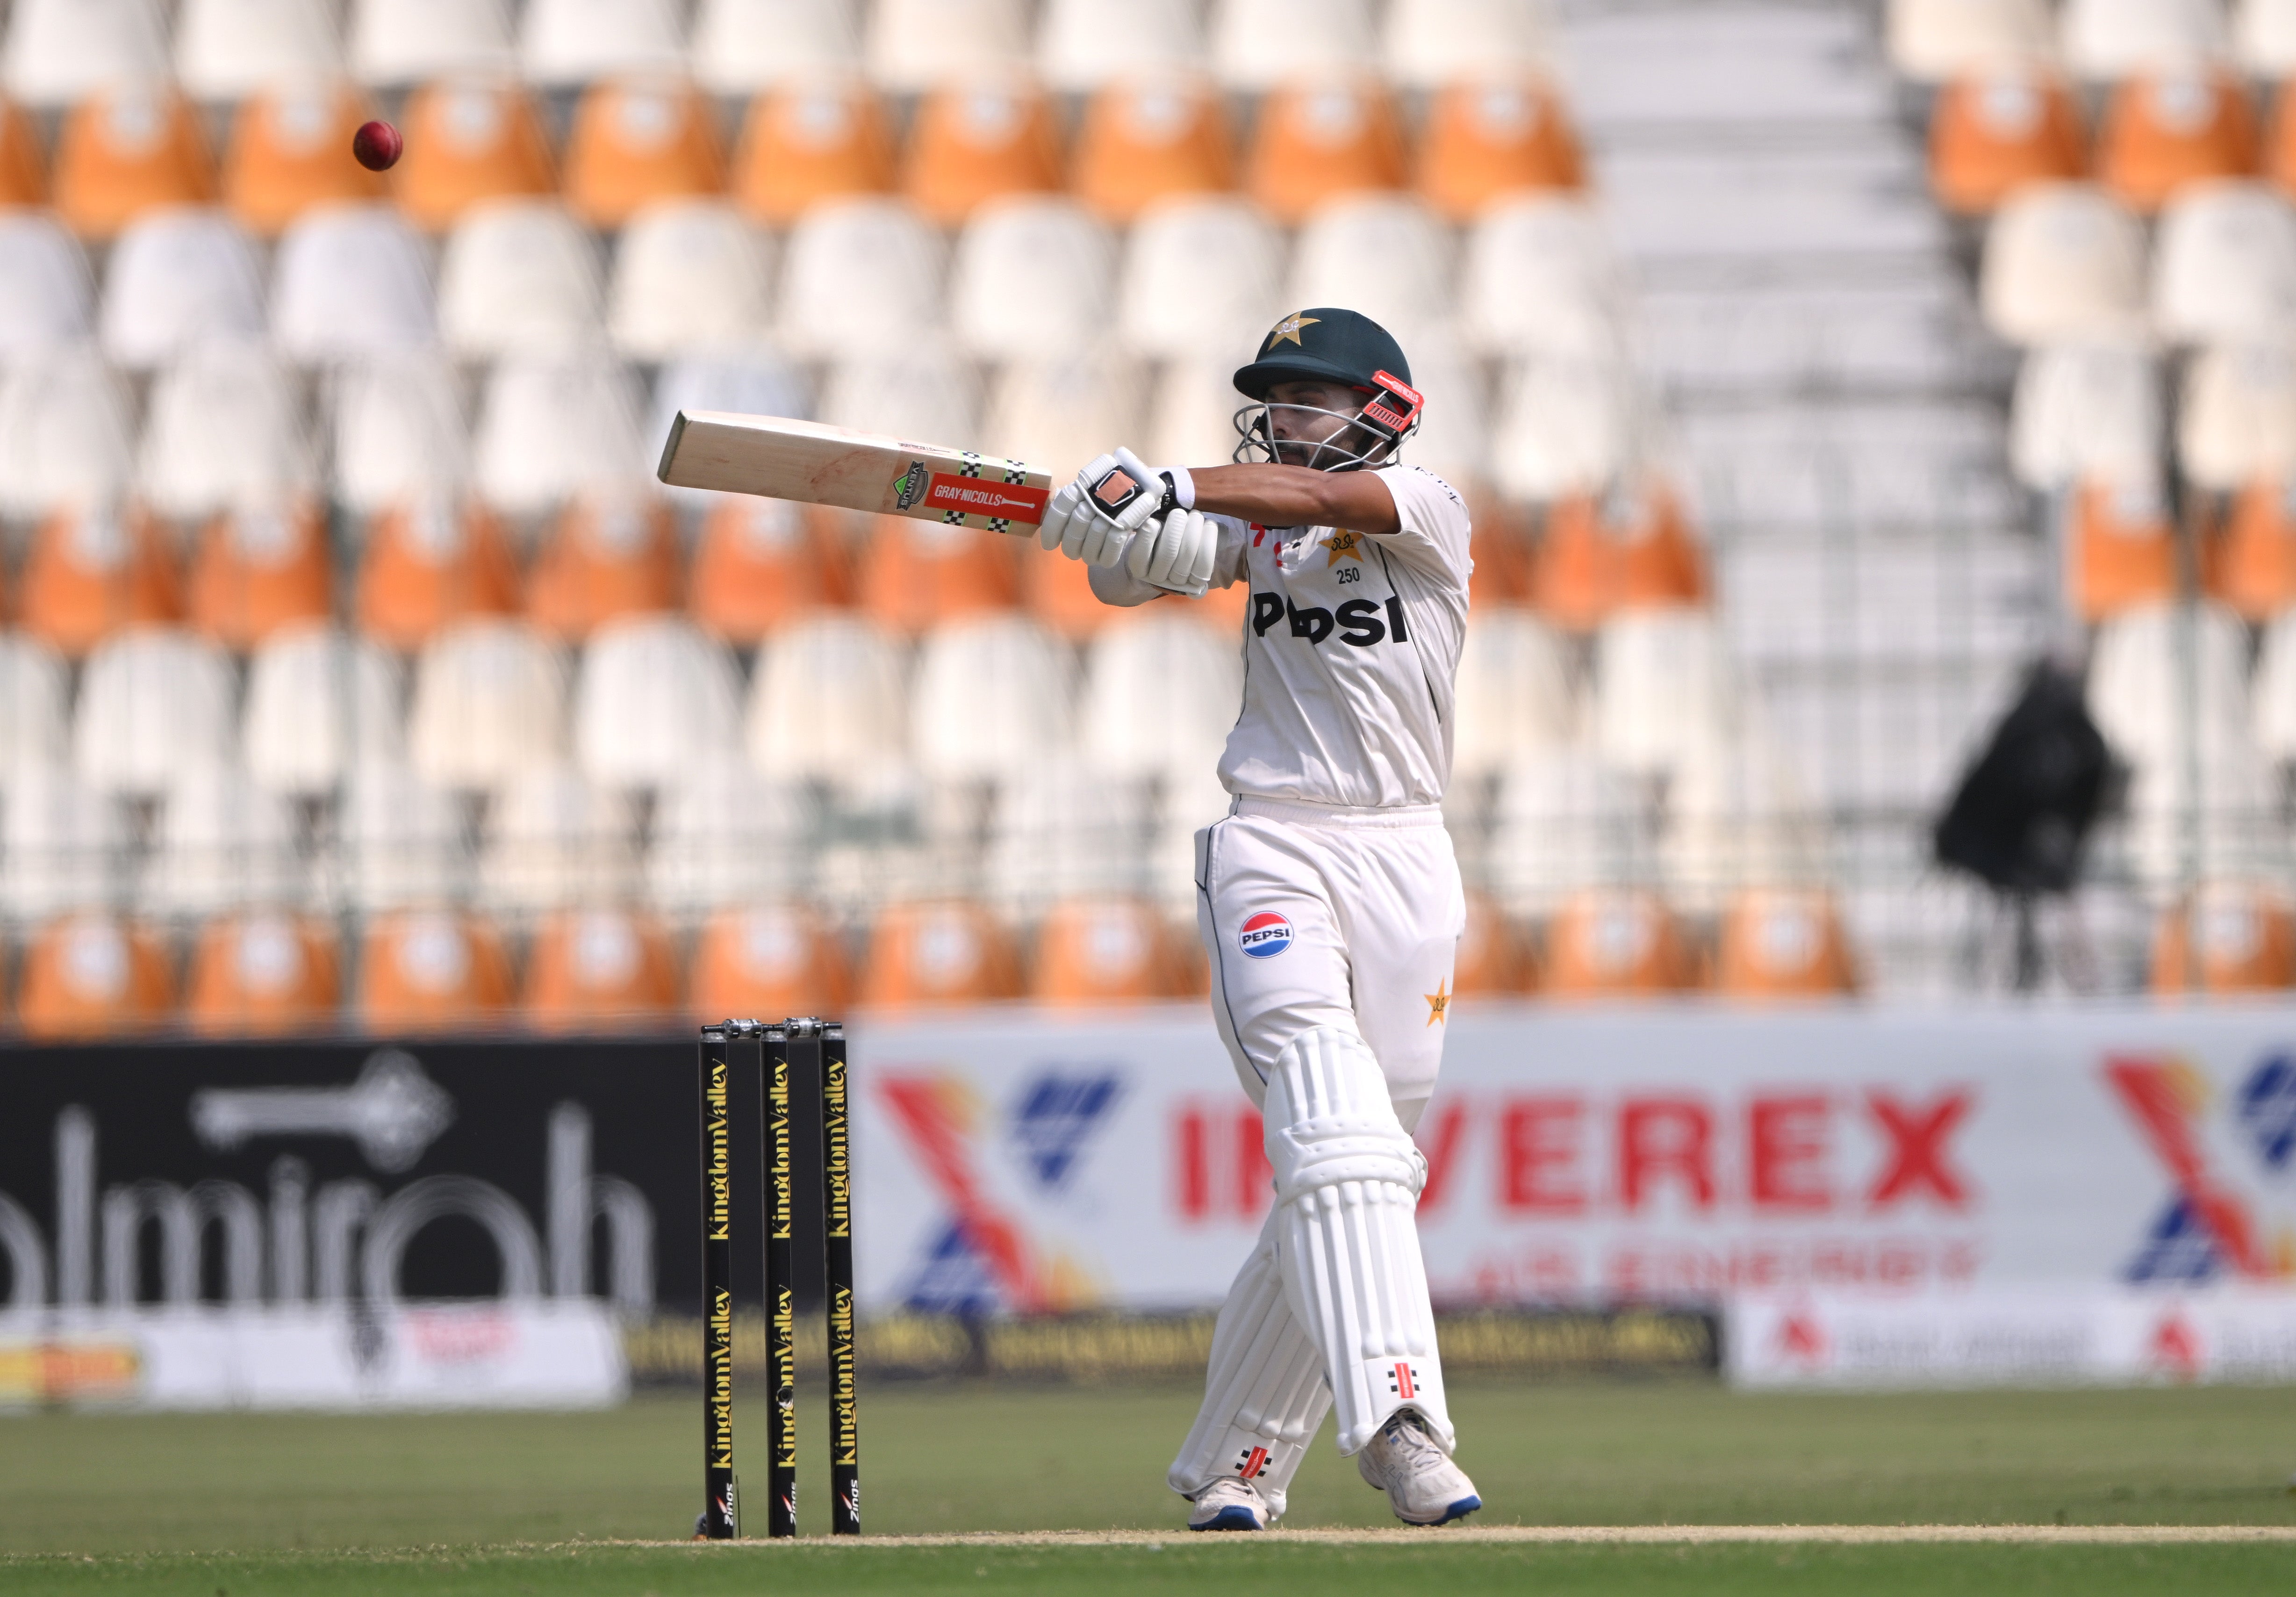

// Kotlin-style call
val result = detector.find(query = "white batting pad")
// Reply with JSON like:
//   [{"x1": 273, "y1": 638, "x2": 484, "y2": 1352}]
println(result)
[
  {"x1": 1165, "y1": 1209, "x2": 1331, "y2": 1517},
  {"x1": 1265, "y1": 1026, "x2": 1452, "y2": 1455}
]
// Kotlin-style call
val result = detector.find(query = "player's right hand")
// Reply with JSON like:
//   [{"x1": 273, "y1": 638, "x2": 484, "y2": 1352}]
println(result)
[
  {"x1": 1039, "y1": 480, "x2": 1128, "y2": 566},
  {"x1": 1040, "y1": 449, "x2": 1169, "y2": 566}
]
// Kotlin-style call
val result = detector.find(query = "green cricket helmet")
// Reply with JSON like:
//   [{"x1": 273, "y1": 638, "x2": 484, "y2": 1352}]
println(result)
[{"x1": 1230, "y1": 307, "x2": 1424, "y2": 471}]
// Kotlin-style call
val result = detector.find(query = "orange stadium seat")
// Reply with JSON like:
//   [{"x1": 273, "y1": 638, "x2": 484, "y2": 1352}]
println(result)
[
  {"x1": 526, "y1": 491, "x2": 682, "y2": 640},
  {"x1": 2216, "y1": 477, "x2": 2296, "y2": 619},
  {"x1": 1467, "y1": 499, "x2": 1535, "y2": 608},
  {"x1": 523, "y1": 906, "x2": 681, "y2": 1031},
  {"x1": 358, "y1": 908, "x2": 516, "y2": 1032},
  {"x1": 904, "y1": 82, "x2": 1063, "y2": 225},
  {"x1": 2152, "y1": 884, "x2": 2296, "y2": 993},
  {"x1": 861, "y1": 899, "x2": 1025, "y2": 1009},
  {"x1": 2268, "y1": 80, "x2": 2296, "y2": 200},
  {"x1": 356, "y1": 497, "x2": 524, "y2": 650},
  {"x1": 1714, "y1": 888, "x2": 1858, "y2": 1000},
  {"x1": 1246, "y1": 81, "x2": 1407, "y2": 225},
  {"x1": 186, "y1": 912, "x2": 341, "y2": 1037},
  {"x1": 1532, "y1": 484, "x2": 1708, "y2": 632},
  {"x1": 187, "y1": 498, "x2": 334, "y2": 650},
  {"x1": 393, "y1": 78, "x2": 557, "y2": 232},
  {"x1": 1928, "y1": 69, "x2": 2088, "y2": 216},
  {"x1": 564, "y1": 77, "x2": 727, "y2": 230},
  {"x1": 1023, "y1": 541, "x2": 1119, "y2": 640},
  {"x1": 1072, "y1": 79, "x2": 1235, "y2": 223},
  {"x1": 690, "y1": 902, "x2": 854, "y2": 1019},
  {"x1": 18, "y1": 914, "x2": 176, "y2": 1040},
  {"x1": 2066, "y1": 476, "x2": 2189, "y2": 621},
  {"x1": 0, "y1": 97, "x2": 48, "y2": 207},
  {"x1": 731, "y1": 82, "x2": 897, "y2": 224},
  {"x1": 1453, "y1": 889, "x2": 1533, "y2": 994},
  {"x1": 2098, "y1": 70, "x2": 2259, "y2": 213},
  {"x1": 1539, "y1": 887, "x2": 1699, "y2": 999},
  {"x1": 1417, "y1": 78, "x2": 1584, "y2": 221},
  {"x1": 20, "y1": 503, "x2": 182, "y2": 658},
  {"x1": 223, "y1": 81, "x2": 388, "y2": 237},
  {"x1": 689, "y1": 497, "x2": 851, "y2": 644},
  {"x1": 857, "y1": 515, "x2": 1020, "y2": 634},
  {"x1": 1030, "y1": 896, "x2": 1184, "y2": 1005},
  {"x1": 53, "y1": 83, "x2": 216, "y2": 239}
]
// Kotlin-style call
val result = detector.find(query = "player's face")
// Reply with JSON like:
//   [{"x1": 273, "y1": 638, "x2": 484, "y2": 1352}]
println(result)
[{"x1": 1264, "y1": 380, "x2": 1378, "y2": 468}]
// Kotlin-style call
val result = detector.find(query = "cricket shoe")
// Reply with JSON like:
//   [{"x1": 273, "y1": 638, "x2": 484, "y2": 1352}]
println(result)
[
  {"x1": 1356, "y1": 1411, "x2": 1481, "y2": 1526},
  {"x1": 1187, "y1": 1477, "x2": 1272, "y2": 1531}
]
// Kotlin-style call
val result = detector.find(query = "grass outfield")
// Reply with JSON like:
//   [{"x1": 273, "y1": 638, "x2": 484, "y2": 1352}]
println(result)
[{"x1": 2, "y1": 1381, "x2": 2293, "y2": 1592}]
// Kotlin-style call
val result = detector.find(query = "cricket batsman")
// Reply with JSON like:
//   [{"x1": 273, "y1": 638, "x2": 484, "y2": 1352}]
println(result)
[{"x1": 1036, "y1": 308, "x2": 1480, "y2": 1531}]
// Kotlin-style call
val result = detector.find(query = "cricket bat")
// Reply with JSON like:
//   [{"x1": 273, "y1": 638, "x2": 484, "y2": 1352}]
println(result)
[{"x1": 656, "y1": 411, "x2": 1053, "y2": 534}]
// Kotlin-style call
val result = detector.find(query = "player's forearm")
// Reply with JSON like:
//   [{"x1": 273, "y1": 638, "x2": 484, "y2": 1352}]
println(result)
[{"x1": 1185, "y1": 465, "x2": 1400, "y2": 534}]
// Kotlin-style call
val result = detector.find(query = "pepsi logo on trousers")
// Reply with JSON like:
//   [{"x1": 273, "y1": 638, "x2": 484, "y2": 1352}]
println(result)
[{"x1": 1239, "y1": 912, "x2": 1293, "y2": 959}]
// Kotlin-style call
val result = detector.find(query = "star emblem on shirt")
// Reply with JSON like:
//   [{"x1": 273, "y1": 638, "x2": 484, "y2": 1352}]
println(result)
[
  {"x1": 1325, "y1": 530, "x2": 1364, "y2": 565},
  {"x1": 1424, "y1": 978, "x2": 1449, "y2": 1026},
  {"x1": 1265, "y1": 312, "x2": 1320, "y2": 349}
]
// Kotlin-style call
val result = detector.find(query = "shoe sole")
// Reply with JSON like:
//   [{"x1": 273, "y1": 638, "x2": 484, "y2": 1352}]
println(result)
[
  {"x1": 1393, "y1": 1493, "x2": 1482, "y2": 1527},
  {"x1": 1188, "y1": 1505, "x2": 1266, "y2": 1532}
]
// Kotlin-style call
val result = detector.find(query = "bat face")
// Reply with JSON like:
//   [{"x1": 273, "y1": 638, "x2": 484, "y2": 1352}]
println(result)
[{"x1": 658, "y1": 410, "x2": 1052, "y2": 534}]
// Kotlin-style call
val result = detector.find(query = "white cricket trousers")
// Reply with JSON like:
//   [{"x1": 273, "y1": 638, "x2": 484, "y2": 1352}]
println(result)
[{"x1": 1168, "y1": 796, "x2": 1465, "y2": 1511}]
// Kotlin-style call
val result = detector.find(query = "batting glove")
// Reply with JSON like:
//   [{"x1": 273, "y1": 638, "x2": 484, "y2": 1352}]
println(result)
[
  {"x1": 1039, "y1": 447, "x2": 1173, "y2": 566},
  {"x1": 1128, "y1": 507, "x2": 1217, "y2": 598}
]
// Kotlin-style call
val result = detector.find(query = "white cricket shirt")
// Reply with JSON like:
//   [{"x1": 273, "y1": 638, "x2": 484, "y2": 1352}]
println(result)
[{"x1": 1205, "y1": 464, "x2": 1473, "y2": 808}]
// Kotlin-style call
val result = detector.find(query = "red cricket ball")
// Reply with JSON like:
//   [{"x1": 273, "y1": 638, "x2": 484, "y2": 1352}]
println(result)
[{"x1": 352, "y1": 119, "x2": 403, "y2": 173}]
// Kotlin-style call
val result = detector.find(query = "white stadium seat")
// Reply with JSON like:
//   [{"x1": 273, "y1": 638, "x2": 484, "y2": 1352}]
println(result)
[
  {"x1": 2089, "y1": 601, "x2": 2253, "y2": 774},
  {"x1": 1145, "y1": 359, "x2": 1250, "y2": 471},
  {"x1": 271, "y1": 203, "x2": 436, "y2": 364},
  {"x1": 521, "y1": 0, "x2": 687, "y2": 86},
  {"x1": 986, "y1": 351, "x2": 1149, "y2": 483},
  {"x1": 176, "y1": 0, "x2": 344, "y2": 102},
  {"x1": 243, "y1": 623, "x2": 405, "y2": 797},
  {"x1": 2008, "y1": 340, "x2": 2164, "y2": 492},
  {"x1": 1887, "y1": 0, "x2": 2057, "y2": 82},
  {"x1": 1288, "y1": 196, "x2": 1456, "y2": 343},
  {"x1": 2152, "y1": 182, "x2": 2296, "y2": 347},
  {"x1": 1118, "y1": 195, "x2": 1287, "y2": 362},
  {"x1": 408, "y1": 619, "x2": 570, "y2": 795},
  {"x1": 1593, "y1": 606, "x2": 1745, "y2": 780},
  {"x1": 950, "y1": 197, "x2": 1116, "y2": 361},
  {"x1": 2239, "y1": 0, "x2": 2296, "y2": 72},
  {"x1": 1980, "y1": 183, "x2": 2149, "y2": 346},
  {"x1": 690, "y1": 0, "x2": 859, "y2": 93},
  {"x1": 1490, "y1": 356, "x2": 1638, "y2": 503},
  {"x1": 1079, "y1": 611, "x2": 1244, "y2": 785},
  {"x1": 1663, "y1": 734, "x2": 1824, "y2": 913},
  {"x1": 337, "y1": 760, "x2": 466, "y2": 910},
  {"x1": 1462, "y1": 195, "x2": 1623, "y2": 360},
  {"x1": 864, "y1": 0, "x2": 1030, "y2": 91},
  {"x1": 145, "y1": 763, "x2": 303, "y2": 916},
  {"x1": 1383, "y1": 0, "x2": 1557, "y2": 89},
  {"x1": 480, "y1": 763, "x2": 640, "y2": 913},
  {"x1": 0, "y1": 634, "x2": 70, "y2": 787},
  {"x1": 575, "y1": 615, "x2": 743, "y2": 793},
  {"x1": 137, "y1": 342, "x2": 316, "y2": 522},
  {"x1": 351, "y1": 0, "x2": 517, "y2": 83},
  {"x1": 438, "y1": 199, "x2": 606, "y2": 360},
  {"x1": 911, "y1": 613, "x2": 1076, "y2": 784},
  {"x1": 987, "y1": 757, "x2": 1154, "y2": 914},
  {"x1": 1209, "y1": 0, "x2": 1375, "y2": 90},
  {"x1": 2061, "y1": 0, "x2": 2228, "y2": 79},
  {"x1": 1039, "y1": 0, "x2": 1205, "y2": 91},
  {"x1": 609, "y1": 199, "x2": 774, "y2": 361},
  {"x1": 330, "y1": 352, "x2": 469, "y2": 515},
  {"x1": 1396, "y1": 328, "x2": 1491, "y2": 489},
  {"x1": 776, "y1": 198, "x2": 946, "y2": 360},
  {"x1": 473, "y1": 352, "x2": 646, "y2": 518},
  {"x1": 2181, "y1": 342, "x2": 2296, "y2": 490},
  {"x1": 819, "y1": 345, "x2": 979, "y2": 453},
  {"x1": 647, "y1": 749, "x2": 808, "y2": 911},
  {"x1": 0, "y1": 345, "x2": 134, "y2": 520},
  {"x1": 746, "y1": 613, "x2": 911, "y2": 788},
  {"x1": 3, "y1": 0, "x2": 171, "y2": 108},
  {"x1": 100, "y1": 210, "x2": 268, "y2": 371},
  {"x1": 1450, "y1": 609, "x2": 1578, "y2": 784},
  {"x1": 76, "y1": 629, "x2": 239, "y2": 799},
  {"x1": 1486, "y1": 750, "x2": 1655, "y2": 917},
  {"x1": 0, "y1": 763, "x2": 125, "y2": 919},
  {"x1": 0, "y1": 215, "x2": 93, "y2": 356},
  {"x1": 2251, "y1": 604, "x2": 2296, "y2": 762}
]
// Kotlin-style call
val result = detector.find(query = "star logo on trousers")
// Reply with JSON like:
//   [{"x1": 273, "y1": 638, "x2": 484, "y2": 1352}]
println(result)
[{"x1": 1424, "y1": 978, "x2": 1449, "y2": 1025}]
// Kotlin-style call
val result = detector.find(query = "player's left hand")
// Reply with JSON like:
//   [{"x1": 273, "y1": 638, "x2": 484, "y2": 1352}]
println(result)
[
  {"x1": 1129, "y1": 507, "x2": 1217, "y2": 597},
  {"x1": 1039, "y1": 448, "x2": 1170, "y2": 566}
]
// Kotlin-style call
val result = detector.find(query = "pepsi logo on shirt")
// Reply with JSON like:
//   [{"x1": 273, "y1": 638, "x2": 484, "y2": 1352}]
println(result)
[{"x1": 1238, "y1": 912, "x2": 1293, "y2": 959}]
